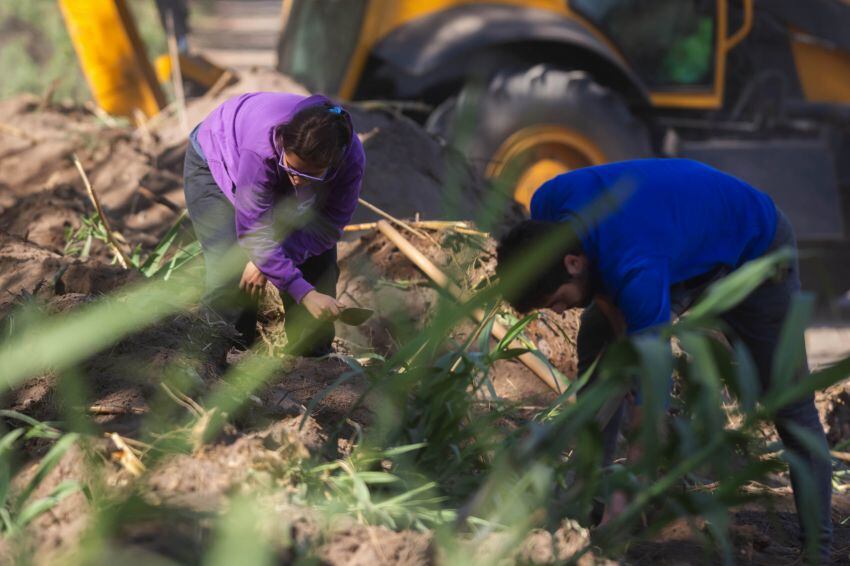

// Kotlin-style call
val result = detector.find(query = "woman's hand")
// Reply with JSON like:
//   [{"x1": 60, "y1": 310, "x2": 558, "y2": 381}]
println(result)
[
  {"x1": 239, "y1": 261, "x2": 268, "y2": 299},
  {"x1": 301, "y1": 290, "x2": 343, "y2": 320}
]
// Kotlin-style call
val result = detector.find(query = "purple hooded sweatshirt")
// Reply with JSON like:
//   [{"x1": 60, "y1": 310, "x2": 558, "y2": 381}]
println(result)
[{"x1": 196, "y1": 92, "x2": 364, "y2": 303}]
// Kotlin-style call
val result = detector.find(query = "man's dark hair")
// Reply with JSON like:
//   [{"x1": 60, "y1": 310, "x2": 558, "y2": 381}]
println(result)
[
  {"x1": 276, "y1": 103, "x2": 352, "y2": 170},
  {"x1": 496, "y1": 219, "x2": 584, "y2": 313}
]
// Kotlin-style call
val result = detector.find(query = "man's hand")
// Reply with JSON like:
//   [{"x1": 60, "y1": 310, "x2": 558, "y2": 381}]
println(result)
[
  {"x1": 599, "y1": 402, "x2": 644, "y2": 528},
  {"x1": 594, "y1": 294, "x2": 627, "y2": 337},
  {"x1": 301, "y1": 290, "x2": 342, "y2": 320},
  {"x1": 599, "y1": 489, "x2": 629, "y2": 527},
  {"x1": 239, "y1": 261, "x2": 267, "y2": 299}
]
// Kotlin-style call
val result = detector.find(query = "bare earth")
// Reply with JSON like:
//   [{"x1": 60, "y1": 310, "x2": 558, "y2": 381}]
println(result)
[{"x1": 1, "y1": 1, "x2": 849, "y2": 563}]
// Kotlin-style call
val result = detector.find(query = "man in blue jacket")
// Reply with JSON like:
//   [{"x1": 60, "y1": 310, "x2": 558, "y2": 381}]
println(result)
[{"x1": 496, "y1": 159, "x2": 832, "y2": 559}]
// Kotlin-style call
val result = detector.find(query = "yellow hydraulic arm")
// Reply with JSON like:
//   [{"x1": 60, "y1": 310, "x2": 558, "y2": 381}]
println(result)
[{"x1": 58, "y1": 0, "x2": 165, "y2": 119}]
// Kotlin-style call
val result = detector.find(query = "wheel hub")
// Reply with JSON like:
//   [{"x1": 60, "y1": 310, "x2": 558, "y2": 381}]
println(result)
[{"x1": 486, "y1": 125, "x2": 607, "y2": 210}]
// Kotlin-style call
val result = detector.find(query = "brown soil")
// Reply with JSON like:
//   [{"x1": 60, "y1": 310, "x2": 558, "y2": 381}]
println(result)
[
  {"x1": 2, "y1": 66, "x2": 850, "y2": 565},
  {"x1": 819, "y1": 380, "x2": 850, "y2": 447},
  {"x1": 625, "y1": 492, "x2": 850, "y2": 565},
  {"x1": 336, "y1": 228, "x2": 576, "y2": 404},
  {"x1": 0, "y1": 235, "x2": 138, "y2": 313}
]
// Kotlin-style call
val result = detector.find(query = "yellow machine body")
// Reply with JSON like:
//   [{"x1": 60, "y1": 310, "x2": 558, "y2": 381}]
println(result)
[
  {"x1": 326, "y1": 0, "x2": 751, "y2": 110},
  {"x1": 59, "y1": 0, "x2": 165, "y2": 119}
]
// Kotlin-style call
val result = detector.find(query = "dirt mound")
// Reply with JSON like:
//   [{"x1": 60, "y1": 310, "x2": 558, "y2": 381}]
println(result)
[
  {"x1": 0, "y1": 235, "x2": 139, "y2": 314},
  {"x1": 317, "y1": 525, "x2": 434, "y2": 565},
  {"x1": 625, "y1": 493, "x2": 850, "y2": 565},
  {"x1": 3, "y1": 294, "x2": 212, "y2": 430},
  {"x1": 817, "y1": 380, "x2": 850, "y2": 446},
  {"x1": 336, "y1": 226, "x2": 580, "y2": 404},
  {"x1": 0, "y1": 95, "x2": 184, "y2": 242},
  {"x1": 347, "y1": 106, "x2": 492, "y2": 224},
  {"x1": 475, "y1": 520, "x2": 609, "y2": 565},
  {"x1": 147, "y1": 416, "x2": 322, "y2": 510}
]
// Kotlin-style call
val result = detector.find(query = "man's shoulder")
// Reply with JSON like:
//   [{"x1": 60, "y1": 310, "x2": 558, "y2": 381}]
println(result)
[{"x1": 530, "y1": 168, "x2": 601, "y2": 220}]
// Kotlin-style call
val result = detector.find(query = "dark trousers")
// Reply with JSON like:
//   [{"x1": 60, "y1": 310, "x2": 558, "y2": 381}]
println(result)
[
  {"x1": 577, "y1": 210, "x2": 833, "y2": 557},
  {"x1": 183, "y1": 142, "x2": 339, "y2": 357}
]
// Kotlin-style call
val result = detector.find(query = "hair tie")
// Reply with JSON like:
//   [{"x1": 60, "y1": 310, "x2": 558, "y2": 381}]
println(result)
[{"x1": 328, "y1": 105, "x2": 344, "y2": 115}]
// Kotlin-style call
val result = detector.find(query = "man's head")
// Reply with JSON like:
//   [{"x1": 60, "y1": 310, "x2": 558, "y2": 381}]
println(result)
[
  {"x1": 275, "y1": 103, "x2": 352, "y2": 188},
  {"x1": 496, "y1": 220, "x2": 594, "y2": 314}
]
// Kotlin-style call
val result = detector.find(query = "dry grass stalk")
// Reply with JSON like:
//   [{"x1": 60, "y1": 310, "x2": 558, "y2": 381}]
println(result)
[
  {"x1": 161, "y1": 383, "x2": 219, "y2": 451},
  {"x1": 83, "y1": 101, "x2": 122, "y2": 127},
  {"x1": 160, "y1": 383, "x2": 204, "y2": 417},
  {"x1": 132, "y1": 108, "x2": 156, "y2": 146},
  {"x1": 37, "y1": 78, "x2": 60, "y2": 112},
  {"x1": 88, "y1": 404, "x2": 148, "y2": 416},
  {"x1": 357, "y1": 197, "x2": 433, "y2": 242},
  {"x1": 0, "y1": 122, "x2": 39, "y2": 144},
  {"x1": 204, "y1": 69, "x2": 238, "y2": 100},
  {"x1": 343, "y1": 222, "x2": 378, "y2": 232},
  {"x1": 165, "y1": 10, "x2": 189, "y2": 135},
  {"x1": 72, "y1": 154, "x2": 132, "y2": 269},
  {"x1": 109, "y1": 432, "x2": 146, "y2": 477},
  {"x1": 345, "y1": 219, "x2": 490, "y2": 240}
]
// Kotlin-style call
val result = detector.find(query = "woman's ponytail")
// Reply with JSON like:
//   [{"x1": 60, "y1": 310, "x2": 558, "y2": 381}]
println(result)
[{"x1": 275, "y1": 102, "x2": 352, "y2": 170}]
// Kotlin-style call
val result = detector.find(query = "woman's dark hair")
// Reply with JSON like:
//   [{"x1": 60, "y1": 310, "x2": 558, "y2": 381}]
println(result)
[
  {"x1": 496, "y1": 219, "x2": 584, "y2": 313},
  {"x1": 275, "y1": 102, "x2": 352, "y2": 169}
]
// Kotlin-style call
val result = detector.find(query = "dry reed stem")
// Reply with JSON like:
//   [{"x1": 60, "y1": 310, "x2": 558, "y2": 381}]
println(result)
[
  {"x1": 109, "y1": 432, "x2": 146, "y2": 477},
  {"x1": 72, "y1": 154, "x2": 132, "y2": 269},
  {"x1": 88, "y1": 404, "x2": 148, "y2": 416},
  {"x1": 0, "y1": 122, "x2": 39, "y2": 144},
  {"x1": 204, "y1": 69, "x2": 237, "y2": 100},
  {"x1": 344, "y1": 219, "x2": 489, "y2": 239},
  {"x1": 357, "y1": 198, "x2": 434, "y2": 242},
  {"x1": 165, "y1": 10, "x2": 189, "y2": 135},
  {"x1": 160, "y1": 383, "x2": 204, "y2": 417}
]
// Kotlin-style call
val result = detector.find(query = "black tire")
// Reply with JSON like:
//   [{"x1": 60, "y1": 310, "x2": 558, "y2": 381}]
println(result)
[{"x1": 426, "y1": 64, "x2": 652, "y2": 186}]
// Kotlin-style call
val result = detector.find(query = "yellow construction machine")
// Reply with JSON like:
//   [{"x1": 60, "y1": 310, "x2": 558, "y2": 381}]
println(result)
[
  {"x1": 58, "y1": 0, "x2": 224, "y2": 120},
  {"x1": 278, "y1": 0, "x2": 850, "y2": 248},
  {"x1": 58, "y1": 0, "x2": 850, "y2": 291}
]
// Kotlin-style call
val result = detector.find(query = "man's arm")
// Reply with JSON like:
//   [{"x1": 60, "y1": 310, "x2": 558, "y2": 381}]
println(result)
[
  {"x1": 614, "y1": 259, "x2": 672, "y2": 335},
  {"x1": 598, "y1": 260, "x2": 672, "y2": 525}
]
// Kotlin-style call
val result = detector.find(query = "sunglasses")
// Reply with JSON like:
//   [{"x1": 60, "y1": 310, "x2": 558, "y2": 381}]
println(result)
[
  {"x1": 278, "y1": 147, "x2": 333, "y2": 183},
  {"x1": 277, "y1": 105, "x2": 349, "y2": 183}
]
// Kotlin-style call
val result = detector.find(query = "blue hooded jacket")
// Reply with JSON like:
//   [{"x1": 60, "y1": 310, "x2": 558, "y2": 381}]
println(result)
[{"x1": 530, "y1": 159, "x2": 778, "y2": 333}]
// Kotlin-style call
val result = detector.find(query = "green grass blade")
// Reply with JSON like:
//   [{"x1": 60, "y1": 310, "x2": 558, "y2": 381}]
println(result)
[
  {"x1": 140, "y1": 210, "x2": 189, "y2": 277},
  {"x1": 771, "y1": 292, "x2": 815, "y2": 392},
  {"x1": 204, "y1": 495, "x2": 273, "y2": 566},
  {"x1": 0, "y1": 429, "x2": 25, "y2": 508},
  {"x1": 14, "y1": 433, "x2": 78, "y2": 512},
  {"x1": 685, "y1": 248, "x2": 793, "y2": 320},
  {"x1": 760, "y1": 355, "x2": 850, "y2": 417},
  {"x1": 16, "y1": 479, "x2": 81, "y2": 529},
  {"x1": 495, "y1": 312, "x2": 538, "y2": 353}
]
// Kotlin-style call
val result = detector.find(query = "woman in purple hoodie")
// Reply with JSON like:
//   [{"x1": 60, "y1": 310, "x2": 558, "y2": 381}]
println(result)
[{"x1": 183, "y1": 92, "x2": 365, "y2": 357}]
